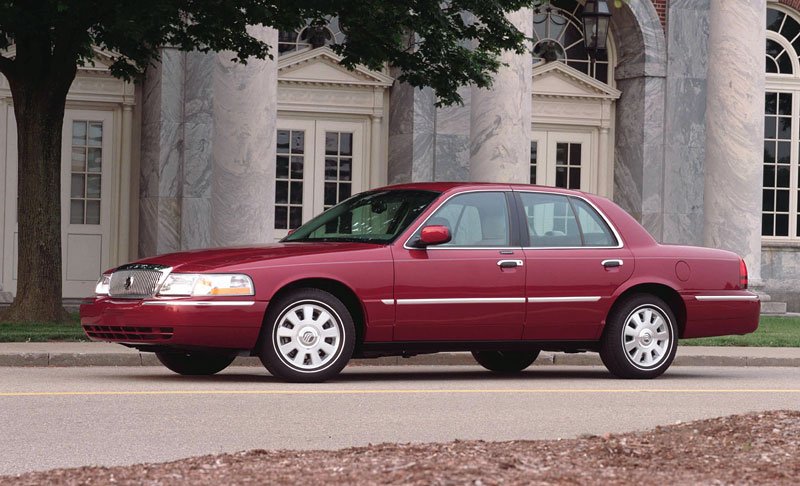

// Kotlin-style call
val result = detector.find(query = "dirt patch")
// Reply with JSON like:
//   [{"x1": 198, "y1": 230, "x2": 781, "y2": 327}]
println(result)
[{"x1": 3, "y1": 410, "x2": 798, "y2": 485}]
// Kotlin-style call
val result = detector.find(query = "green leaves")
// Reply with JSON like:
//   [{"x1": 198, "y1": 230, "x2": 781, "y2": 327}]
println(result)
[{"x1": 0, "y1": 0, "x2": 612, "y2": 105}]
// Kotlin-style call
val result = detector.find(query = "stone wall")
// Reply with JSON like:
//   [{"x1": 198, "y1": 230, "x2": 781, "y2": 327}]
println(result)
[{"x1": 762, "y1": 247, "x2": 800, "y2": 311}]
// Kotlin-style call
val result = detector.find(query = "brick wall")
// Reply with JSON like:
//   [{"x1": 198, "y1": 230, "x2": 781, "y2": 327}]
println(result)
[
  {"x1": 651, "y1": 0, "x2": 667, "y2": 29},
  {"x1": 779, "y1": 0, "x2": 800, "y2": 11}
]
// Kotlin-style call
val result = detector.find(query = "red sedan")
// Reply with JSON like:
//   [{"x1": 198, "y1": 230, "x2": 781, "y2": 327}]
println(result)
[{"x1": 80, "y1": 183, "x2": 759, "y2": 382}]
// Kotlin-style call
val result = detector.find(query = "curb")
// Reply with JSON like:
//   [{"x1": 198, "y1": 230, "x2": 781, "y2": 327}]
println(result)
[{"x1": 1, "y1": 351, "x2": 799, "y2": 368}]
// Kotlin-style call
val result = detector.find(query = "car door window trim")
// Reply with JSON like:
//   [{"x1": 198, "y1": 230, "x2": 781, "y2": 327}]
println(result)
[{"x1": 513, "y1": 190, "x2": 624, "y2": 250}]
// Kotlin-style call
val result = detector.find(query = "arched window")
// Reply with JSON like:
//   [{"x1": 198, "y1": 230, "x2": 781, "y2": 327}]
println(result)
[
  {"x1": 278, "y1": 18, "x2": 346, "y2": 55},
  {"x1": 532, "y1": 0, "x2": 612, "y2": 84},
  {"x1": 763, "y1": 5, "x2": 800, "y2": 239}
]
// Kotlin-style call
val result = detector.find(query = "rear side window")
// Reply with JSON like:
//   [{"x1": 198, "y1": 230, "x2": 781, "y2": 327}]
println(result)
[
  {"x1": 518, "y1": 193, "x2": 618, "y2": 248},
  {"x1": 518, "y1": 193, "x2": 582, "y2": 247},
  {"x1": 571, "y1": 198, "x2": 618, "y2": 247}
]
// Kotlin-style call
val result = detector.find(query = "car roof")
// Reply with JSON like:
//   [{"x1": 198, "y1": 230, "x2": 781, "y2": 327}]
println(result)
[{"x1": 379, "y1": 181, "x2": 589, "y2": 198}]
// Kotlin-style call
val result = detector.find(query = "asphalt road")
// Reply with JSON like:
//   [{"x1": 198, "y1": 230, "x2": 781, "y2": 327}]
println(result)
[{"x1": 1, "y1": 365, "x2": 799, "y2": 475}]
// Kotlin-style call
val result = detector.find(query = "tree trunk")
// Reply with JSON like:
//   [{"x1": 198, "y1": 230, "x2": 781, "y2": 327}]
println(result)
[{"x1": 0, "y1": 73, "x2": 74, "y2": 323}]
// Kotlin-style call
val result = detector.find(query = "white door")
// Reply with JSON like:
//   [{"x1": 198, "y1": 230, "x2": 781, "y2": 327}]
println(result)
[
  {"x1": 531, "y1": 130, "x2": 592, "y2": 191},
  {"x1": 2, "y1": 109, "x2": 114, "y2": 298},
  {"x1": 274, "y1": 118, "x2": 365, "y2": 239}
]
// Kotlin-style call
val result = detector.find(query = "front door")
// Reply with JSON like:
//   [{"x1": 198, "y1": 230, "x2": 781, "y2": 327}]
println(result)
[
  {"x1": 2, "y1": 108, "x2": 114, "y2": 298},
  {"x1": 530, "y1": 130, "x2": 592, "y2": 191},
  {"x1": 274, "y1": 118, "x2": 366, "y2": 239},
  {"x1": 392, "y1": 191, "x2": 526, "y2": 341}
]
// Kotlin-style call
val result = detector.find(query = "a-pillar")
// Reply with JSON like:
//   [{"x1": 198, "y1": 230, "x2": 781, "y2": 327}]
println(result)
[
  {"x1": 703, "y1": 0, "x2": 765, "y2": 283},
  {"x1": 469, "y1": 9, "x2": 533, "y2": 183},
  {"x1": 210, "y1": 26, "x2": 279, "y2": 246}
]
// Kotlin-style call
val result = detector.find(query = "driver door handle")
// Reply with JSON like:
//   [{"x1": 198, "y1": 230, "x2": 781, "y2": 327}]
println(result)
[{"x1": 497, "y1": 260, "x2": 523, "y2": 268}]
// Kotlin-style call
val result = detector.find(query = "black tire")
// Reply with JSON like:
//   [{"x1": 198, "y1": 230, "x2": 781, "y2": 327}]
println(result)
[
  {"x1": 471, "y1": 350, "x2": 540, "y2": 373},
  {"x1": 155, "y1": 351, "x2": 235, "y2": 376},
  {"x1": 600, "y1": 293, "x2": 678, "y2": 379},
  {"x1": 259, "y1": 288, "x2": 355, "y2": 383}
]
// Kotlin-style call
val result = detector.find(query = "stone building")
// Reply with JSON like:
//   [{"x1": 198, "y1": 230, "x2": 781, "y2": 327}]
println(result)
[{"x1": 0, "y1": 0, "x2": 797, "y2": 310}]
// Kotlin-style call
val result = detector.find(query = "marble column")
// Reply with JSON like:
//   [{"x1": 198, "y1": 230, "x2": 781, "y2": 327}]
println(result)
[
  {"x1": 469, "y1": 8, "x2": 532, "y2": 183},
  {"x1": 138, "y1": 48, "x2": 187, "y2": 257},
  {"x1": 703, "y1": 0, "x2": 765, "y2": 283},
  {"x1": 387, "y1": 75, "x2": 436, "y2": 184},
  {"x1": 210, "y1": 26, "x2": 278, "y2": 247}
]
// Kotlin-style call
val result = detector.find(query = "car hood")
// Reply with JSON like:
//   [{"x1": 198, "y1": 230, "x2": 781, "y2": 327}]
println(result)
[{"x1": 122, "y1": 242, "x2": 385, "y2": 273}]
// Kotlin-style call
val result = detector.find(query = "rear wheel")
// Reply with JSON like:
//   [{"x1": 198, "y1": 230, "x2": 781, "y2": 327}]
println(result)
[
  {"x1": 600, "y1": 294, "x2": 678, "y2": 379},
  {"x1": 471, "y1": 350, "x2": 540, "y2": 373},
  {"x1": 259, "y1": 288, "x2": 355, "y2": 383},
  {"x1": 155, "y1": 351, "x2": 235, "y2": 376}
]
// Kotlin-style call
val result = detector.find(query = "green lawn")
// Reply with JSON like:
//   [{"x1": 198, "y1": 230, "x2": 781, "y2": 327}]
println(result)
[
  {"x1": 0, "y1": 313, "x2": 87, "y2": 342},
  {"x1": 682, "y1": 316, "x2": 800, "y2": 347},
  {"x1": 0, "y1": 313, "x2": 797, "y2": 346}
]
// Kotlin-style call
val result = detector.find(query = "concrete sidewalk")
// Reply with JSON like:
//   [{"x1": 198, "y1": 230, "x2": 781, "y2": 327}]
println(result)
[{"x1": 0, "y1": 342, "x2": 799, "y2": 368}]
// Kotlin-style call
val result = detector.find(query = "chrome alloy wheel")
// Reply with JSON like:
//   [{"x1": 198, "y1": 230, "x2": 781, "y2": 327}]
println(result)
[
  {"x1": 272, "y1": 300, "x2": 344, "y2": 372},
  {"x1": 621, "y1": 304, "x2": 672, "y2": 369}
]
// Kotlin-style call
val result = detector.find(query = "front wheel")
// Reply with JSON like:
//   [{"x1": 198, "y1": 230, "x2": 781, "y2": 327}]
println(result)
[
  {"x1": 600, "y1": 294, "x2": 678, "y2": 379},
  {"x1": 259, "y1": 288, "x2": 355, "y2": 383},
  {"x1": 472, "y1": 350, "x2": 540, "y2": 373},
  {"x1": 155, "y1": 351, "x2": 235, "y2": 376}
]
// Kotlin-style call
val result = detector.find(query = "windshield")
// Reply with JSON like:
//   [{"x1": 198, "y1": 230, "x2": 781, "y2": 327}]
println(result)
[{"x1": 283, "y1": 190, "x2": 441, "y2": 244}]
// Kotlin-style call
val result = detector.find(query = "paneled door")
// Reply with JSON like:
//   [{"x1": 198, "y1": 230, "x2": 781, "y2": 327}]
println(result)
[
  {"x1": 2, "y1": 109, "x2": 114, "y2": 298},
  {"x1": 61, "y1": 111, "x2": 114, "y2": 297},
  {"x1": 530, "y1": 130, "x2": 592, "y2": 191},
  {"x1": 274, "y1": 118, "x2": 365, "y2": 239}
]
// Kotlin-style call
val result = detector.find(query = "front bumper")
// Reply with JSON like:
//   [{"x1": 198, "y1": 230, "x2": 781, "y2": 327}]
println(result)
[{"x1": 80, "y1": 297, "x2": 269, "y2": 350}]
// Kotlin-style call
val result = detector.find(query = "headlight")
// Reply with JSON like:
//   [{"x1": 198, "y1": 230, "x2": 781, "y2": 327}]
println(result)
[
  {"x1": 95, "y1": 274, "x2": 111, "y2": 295},
  {"x1": 158, "y1": 274, "x2": 255, "y2": 297}
]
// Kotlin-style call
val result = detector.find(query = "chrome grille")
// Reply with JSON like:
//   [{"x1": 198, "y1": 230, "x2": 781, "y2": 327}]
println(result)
[{"x1": 108, "y1": 264, "x2": 169, "y2": 298}]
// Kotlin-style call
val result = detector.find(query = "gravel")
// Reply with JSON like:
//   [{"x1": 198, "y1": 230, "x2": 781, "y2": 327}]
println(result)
[{"x1": 3, "y1": 410, "x2": 798, "y2": 485}]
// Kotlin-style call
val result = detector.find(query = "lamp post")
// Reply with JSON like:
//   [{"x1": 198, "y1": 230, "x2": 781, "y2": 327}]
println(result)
[{"x1": 581, "y1": 0, "x2": 612, "y2": 58}]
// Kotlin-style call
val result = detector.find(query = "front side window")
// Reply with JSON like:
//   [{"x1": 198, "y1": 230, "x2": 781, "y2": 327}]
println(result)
[
  {"x1": 284, "y1": 190, "x2": 439, "y2": 244},
  {"x1": 414, "y1": 192, "x2": 510, "y2": 247}
]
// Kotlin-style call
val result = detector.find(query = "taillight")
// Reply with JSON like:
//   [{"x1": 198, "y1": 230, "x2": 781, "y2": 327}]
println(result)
[{"x1": 739, "y1": 258, "x2": 748, "y2": 289}]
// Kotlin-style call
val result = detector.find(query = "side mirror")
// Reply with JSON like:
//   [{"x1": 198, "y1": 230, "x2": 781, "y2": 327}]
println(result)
[{"x1": 417, "y1": 225, "x2": 451, "y2": 247}]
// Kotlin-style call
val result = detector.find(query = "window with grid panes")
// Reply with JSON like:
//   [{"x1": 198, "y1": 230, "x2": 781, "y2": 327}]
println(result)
[
  {"x1": 764, "y1": 6, "x2": 800, "y2": 239},
  {"x1": 323, "y1": 132, "x2": 353, "y2": 210},
  {"x1": 275, "y1": 129, "x2": 305, "y2": 230},
  {"x1": 532, "y1": 0, "x2": 612, "y2": 84},
  {"x1": 70, "y1": 121, "x2": 103, "y2": 225},
  {"x1": 554, "y1": 142, "x2": 581, "y2": 190},
  {"x1": 530, "y1": 141, "x2": 538, "y2": 184}
]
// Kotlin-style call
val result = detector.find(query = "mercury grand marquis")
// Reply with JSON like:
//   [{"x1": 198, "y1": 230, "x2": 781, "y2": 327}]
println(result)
[{"x1": 80, "y1": 183, "x2": 760, "y2": 382}]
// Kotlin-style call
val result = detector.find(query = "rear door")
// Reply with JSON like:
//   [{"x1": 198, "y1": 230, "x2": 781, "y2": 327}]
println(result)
[
  {"x1": 392, "y1": 190, "x2": 526, "y2": 341},
  {"x1": 516, "y1": 191, "x2": 633, "y2": 340}
]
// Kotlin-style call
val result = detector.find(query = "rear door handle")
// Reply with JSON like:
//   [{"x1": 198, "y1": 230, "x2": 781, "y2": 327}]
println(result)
[
  {"x1": 498, "y1": 260, "x2": 523, "y2": 268},
  {"x1": 602, "y1": 259, "x2": 623, "y2": 268}
]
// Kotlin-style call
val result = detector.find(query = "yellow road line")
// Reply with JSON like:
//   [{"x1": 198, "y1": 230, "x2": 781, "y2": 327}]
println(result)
[{"x1": 1, "y1": 388, "x2": 800, "y2": 397}]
